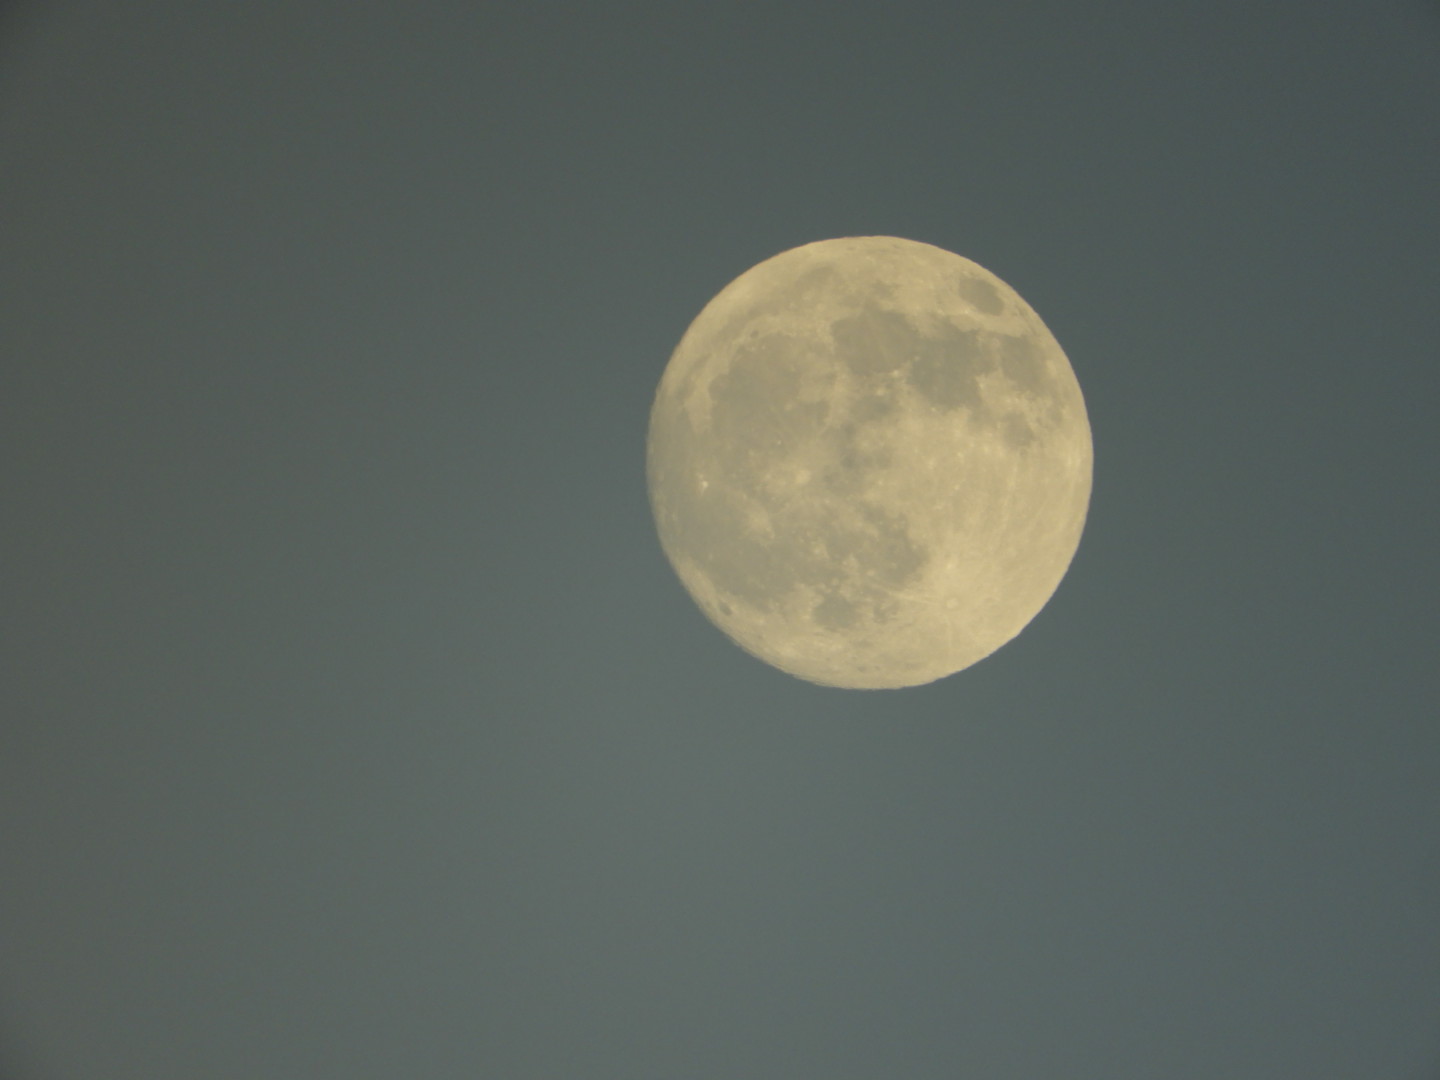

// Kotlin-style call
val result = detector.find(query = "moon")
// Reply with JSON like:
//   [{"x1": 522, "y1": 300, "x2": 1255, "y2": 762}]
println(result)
[{"x1": 647, "y1": 236, "x2": 1092, "y2": 689}]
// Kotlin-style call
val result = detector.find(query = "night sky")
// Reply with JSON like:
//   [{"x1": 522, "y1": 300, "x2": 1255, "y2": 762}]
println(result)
[{"x1": 3, "y1": 3, "x2": 1438, "y2": 1077}]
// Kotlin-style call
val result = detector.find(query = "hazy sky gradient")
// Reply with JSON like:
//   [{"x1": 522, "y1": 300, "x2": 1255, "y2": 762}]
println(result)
[{"x1": 3, "y1": 3, "x2": 1438, "y2": 1077}]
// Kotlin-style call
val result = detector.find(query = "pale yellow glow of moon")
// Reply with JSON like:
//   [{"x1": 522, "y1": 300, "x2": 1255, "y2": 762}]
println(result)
[{"x1": 647, "y1": 236, "x2": 1092, "y2": 689}]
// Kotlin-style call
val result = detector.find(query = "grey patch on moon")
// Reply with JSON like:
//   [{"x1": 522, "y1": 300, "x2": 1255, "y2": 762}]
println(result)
[
  {"x1": 648, "y1": 236, "x2": 1092, "y2": 689},
  {"x1": 1001, "y1": 413, "x2": 1038, "y2": 448},
  {"x1": 957, "y1": 273, "x2": 1005, "y2": 315},
  {"x1": 832, "y1": 310, "x2": 915, "y2": 377},
  {"x1": 907, "y1": 326, "x2": 991, "y2": 413},
  {"x1": 997, "y1": 332, "x2": 1048, "y2": 395}
]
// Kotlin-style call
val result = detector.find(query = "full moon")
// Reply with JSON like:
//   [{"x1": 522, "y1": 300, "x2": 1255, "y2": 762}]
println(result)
[{"x1": 647, "y1": 236, "x2": 1092, "y2": 689}]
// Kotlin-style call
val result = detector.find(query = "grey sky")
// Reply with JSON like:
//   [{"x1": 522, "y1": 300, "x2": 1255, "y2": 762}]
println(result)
[{"x1": 2, "y1": 3, "x2": 1438, "y2": 1077}]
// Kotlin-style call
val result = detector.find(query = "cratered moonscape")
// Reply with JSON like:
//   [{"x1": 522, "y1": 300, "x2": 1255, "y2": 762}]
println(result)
[{"x1": 647, "y1": 236, "x2": 1092, "y2": 689}]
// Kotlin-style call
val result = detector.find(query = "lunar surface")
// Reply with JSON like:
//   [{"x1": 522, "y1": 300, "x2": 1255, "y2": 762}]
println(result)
[{"x1": 647, "y1": 236, "x2": 1092, "y2": 689}]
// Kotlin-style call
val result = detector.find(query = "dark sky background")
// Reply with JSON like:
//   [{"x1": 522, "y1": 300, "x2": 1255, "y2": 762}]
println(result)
[{"x1": 3, "y1": 2, "x2": 1438, "y2": 1077}]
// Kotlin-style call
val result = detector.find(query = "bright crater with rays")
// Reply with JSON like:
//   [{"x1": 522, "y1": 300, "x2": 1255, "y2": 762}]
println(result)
[{"x1": 647, "y1": 236, "x2": 1092, "y2": 689}]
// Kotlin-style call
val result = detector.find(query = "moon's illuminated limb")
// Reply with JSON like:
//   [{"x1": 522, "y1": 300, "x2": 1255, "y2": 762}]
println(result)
[{"x1": 647, "y1": 236, "x2": 1092, "y2": 689}]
